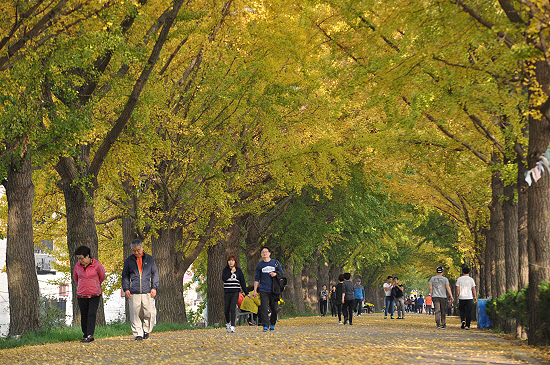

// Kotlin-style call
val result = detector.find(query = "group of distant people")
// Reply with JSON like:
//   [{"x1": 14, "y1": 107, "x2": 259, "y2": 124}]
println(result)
[{"x1": 380, "y1": 266, "x2": 477, "y2": 329}]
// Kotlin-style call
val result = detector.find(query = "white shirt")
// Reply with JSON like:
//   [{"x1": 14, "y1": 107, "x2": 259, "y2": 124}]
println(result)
[
  {"x1": 383, "y1": 282, "x2": 392, "y2": 297},
  {"x1": 456, "y1": 275, "x2": 476, "y2": 300}
]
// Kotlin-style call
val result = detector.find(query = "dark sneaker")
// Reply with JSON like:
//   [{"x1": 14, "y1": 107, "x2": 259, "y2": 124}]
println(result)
[
  {"x1": 135, "y1": 336, "x2": 143, "y2": 341},
  {"x1": 440, "y1": 325, "x2": 446, "y2": 329},
  {"x1": 81, "y1": 335, "x2": 94, "y2": 343},
  {"x1": 437, "y1": 325, "x2": 441, "y2": 329},
  {"x1": 461, "y1": 321, "x2": 466, "y2": 329},
  {"x1": 143, "y1": 332, "x2": 149, "y2": 339},
  {"x1": 263, "y1": 327, "x2": 269, "y2": 332},
  {"x1": 390, "y1": 316, "x2": 394, "y2": 319},
  {"x1": 269, "y1": 325, "x2": 275, "y2": 331}
]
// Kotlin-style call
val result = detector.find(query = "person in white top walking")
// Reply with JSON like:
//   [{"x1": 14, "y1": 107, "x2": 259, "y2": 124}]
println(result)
[{"x1": 456, "y1": 266, "x2": 477, "y2": 330}]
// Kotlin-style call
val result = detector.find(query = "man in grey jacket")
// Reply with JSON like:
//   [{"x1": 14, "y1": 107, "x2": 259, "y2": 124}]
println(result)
[{"x1": 122, "y1": 239, "x2": 159, "y2": 340}]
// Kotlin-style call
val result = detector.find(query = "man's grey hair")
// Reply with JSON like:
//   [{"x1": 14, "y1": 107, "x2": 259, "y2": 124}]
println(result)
[{"x1": 131, "y1": 239, "x2": 143, "y2": 248}]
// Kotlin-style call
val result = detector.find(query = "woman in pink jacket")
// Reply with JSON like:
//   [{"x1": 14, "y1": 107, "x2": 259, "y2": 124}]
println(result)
[{"x1": 74, "y1": 246, "x2": 106, "y2": 343}]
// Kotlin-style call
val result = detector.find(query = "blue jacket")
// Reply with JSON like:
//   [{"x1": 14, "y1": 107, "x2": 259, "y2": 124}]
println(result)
[{"x1": 122, "y1": 253, "x2": 159, "y2": 294}]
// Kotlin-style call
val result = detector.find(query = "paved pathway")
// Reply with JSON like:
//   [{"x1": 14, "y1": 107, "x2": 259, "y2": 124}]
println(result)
[{"x1": 1, "y1": 314, "x2": 549, "y2": 364}]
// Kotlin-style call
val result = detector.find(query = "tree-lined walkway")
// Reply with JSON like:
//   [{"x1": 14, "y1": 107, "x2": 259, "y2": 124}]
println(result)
[{"x1": 1, "y1": 315, "x2": 548, "y2": 364}]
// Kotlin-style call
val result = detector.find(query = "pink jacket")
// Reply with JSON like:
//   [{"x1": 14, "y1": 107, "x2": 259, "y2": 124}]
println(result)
[{"x1": 74, "y1": 259, "x2": 106, "y2": 296}]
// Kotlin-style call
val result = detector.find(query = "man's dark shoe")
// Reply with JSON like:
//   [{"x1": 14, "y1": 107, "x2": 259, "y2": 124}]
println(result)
[
  {"x1": 135, "y1": 336, "x2": 143, "y2": 341},
  {"x1": 81, "y1": 335, "x2": 94, "y2": 343},
  {"x1": 461, "y1": 321, "x2": 466, "y2": 329},
  {"x1": 143, "y1": 332, "x2": 149, "y2": 339}
]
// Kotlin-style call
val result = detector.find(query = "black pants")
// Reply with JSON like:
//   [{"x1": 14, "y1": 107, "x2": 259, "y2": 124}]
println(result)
[
  {"x1": 342, "y1": 299, "x2": 354, "y2": 324},
  {"x1": 459, "y1": 299, "x2": 474, "y2": 327},
  {"x1": 224, "y1": 291, "x2": 240, "y2": 326},
  {"x1": 334, "y1": 303, "x2": 342, "y2": 321},
  {"x1": 320, "y1": 300, "x2": 327, "y2": 315},
  {"x1": 77, "y1": 295, "x2": 101, "y2": 337},
  {"x1": 354, "y1": 299, "x2": 363, "y2": 315},
  {"x1": 259, "y1": 291, "x2": 278, "y2": 327}
]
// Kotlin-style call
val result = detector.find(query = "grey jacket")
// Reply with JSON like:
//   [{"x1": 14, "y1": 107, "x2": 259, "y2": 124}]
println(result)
[{"x1": 122, "y1": 253, "x2": 159, "y2": 294}]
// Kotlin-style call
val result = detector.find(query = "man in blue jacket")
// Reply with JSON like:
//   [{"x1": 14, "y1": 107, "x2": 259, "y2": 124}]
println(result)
[
  {"x1": 353, "y1": 278, "x2": 365, "y2": 316},
  {"x1": 122, "y1": 239, "x2": 159, "y2": 340},
  {"x1": 252, "y1": 246, "x2": 284, "y2": 332}
]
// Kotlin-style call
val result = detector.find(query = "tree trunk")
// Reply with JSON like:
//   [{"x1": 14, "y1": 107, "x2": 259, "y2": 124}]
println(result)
[
  {"x1": 527, "y1": 60, "x2": 550, "y2": 345},
  {"x1": 206, "y1": 219, "x2": 241, "y2": 326},
  {"x1": 4, "y1": 156, "x2": 41, "y2": 336},
  {"x1": 244, "y1": 215, "x2": 261, "y2": 285},
  {"x1": 121, "y1": 179, "x2": 140, "y2": 323},
  {"x1": 503, "y1": 182, "x2": 519, "y2": 293},
  {"x1": 56, "y1": 154, "x2": 105, "y2": 327},
  {"x1": 484, "y1": 228, "x2": 494, "y2": 299},
  {"x1": 293, "y1": 268, "x2": 305, "y2": 314},
  {"x1": 516, "y1": 153, "x2": 529, "y2": 340},
  {"x1": 490, "y1": 167, "x2": 506, "y2": 299},
  {"x1": 151, "y1": 227, "x2": 187, "y2": 323}
]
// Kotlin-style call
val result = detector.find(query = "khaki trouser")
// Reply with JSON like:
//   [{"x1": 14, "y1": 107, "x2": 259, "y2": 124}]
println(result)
[{"x1": 129, "y1": 293, "x2": 156, "y2": 337}]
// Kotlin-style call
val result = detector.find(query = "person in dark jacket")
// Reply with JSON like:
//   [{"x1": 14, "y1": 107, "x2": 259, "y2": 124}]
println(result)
[
  {"x1": 122, "y1": 239, "x2": 159, "y2": 341},
  {"x1": 252, "y1": 246, "x2": 284, "y2": 332},
  {"x1": 222, "y1": 254, "x2": 248, "y2": 333}
]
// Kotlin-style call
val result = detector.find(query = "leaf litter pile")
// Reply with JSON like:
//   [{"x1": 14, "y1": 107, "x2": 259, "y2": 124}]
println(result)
[{"x1": 1, "y1": 315, "x2": 549, "y2": 364}]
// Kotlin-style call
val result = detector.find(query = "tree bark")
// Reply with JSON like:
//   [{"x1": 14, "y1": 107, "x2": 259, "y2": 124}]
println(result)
[
  {"x1": 516, "y1": 152, "x2": 529, "y2": 340},
  {"x1": 490, "y1": 167, "x2": 506, "y2": 299},
  {"x1": 293, "y1": 268, "x2": 305, "y2": 314},
  {"x1": 244, "y1": 214, "x2": 261, "y2": 285},
  {"x1": 483, "y1": 227, "x2": 494, "y2": 299},
  {"x1": 4, "y1": 156, "x2": 41, "y2": 336},
  {"x1": 56, "y1": 154, "x2": 105, "y2": 326},
  {"x1": 503, "y1": 181, "x2": 519, "y2": 293},
  {"x1": 527, "y1": 60, "x2": 550, "y2": 345},
  {"x1": 152, "y1": 227, "x2": 187, "y2": 323}
]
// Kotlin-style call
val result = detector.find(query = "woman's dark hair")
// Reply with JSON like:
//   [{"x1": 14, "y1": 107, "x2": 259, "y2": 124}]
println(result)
[
  {"x1": 226, "y1": 254, "x2": 239, "y2": 268},
  {"x1": 343, "y1": 273, "x2": 351, "y2": 280},
  {"x1": 75, "y1": 246, "x2": 91, "y2": 258},
  {"x1": 338, "y1": 274, "x2": 345, "y2": 281}
]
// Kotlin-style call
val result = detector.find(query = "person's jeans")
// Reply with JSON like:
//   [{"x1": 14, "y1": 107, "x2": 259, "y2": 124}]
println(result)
[
  {"x1": 354, "y1": 299, "x2": 363, "y2": 315},
  {"x1": 342, "y1": 300, "x2": 354, "y2": 324},
  {"x1": 459, "y1": 299, "x2": 474, "y2": 327},
  {"x1": 259, "y1": 291, "x2": 278, "y2": 327},
  {"x1": 224, "y1": 291, "x2": 239, "y2": 326},
  {"x1": 395, "y1": 297, "x2": 405, "y2": 318},
  {"x1": 384, "y1": 296, "x2": 394, "y2": 316},
  {"x1": 319, "y1": 300, "x2": 327, "y2": 315},
  {"x1": 433, "y1": 297, "x2": 448, "y2": 326},
  {"x1": 335, "y1": 303, "x2": 342, "y2": 321},
  {"x1": 77, "y1": 295, "x2": 101, "y2": 337}
]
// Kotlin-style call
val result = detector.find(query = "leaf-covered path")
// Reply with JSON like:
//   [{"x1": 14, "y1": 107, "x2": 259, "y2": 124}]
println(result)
[{"x1": 1, "y1": 314, "x2": 549, "y2": 364}]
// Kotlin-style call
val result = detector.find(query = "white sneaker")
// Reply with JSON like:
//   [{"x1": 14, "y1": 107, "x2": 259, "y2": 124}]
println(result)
[
  {"x1": 338, "y1": 321, "x2": 343, "y2": 324},
  {"x1": 226, "y1": 323, "x2": 231, "y2": 332},
  {"x1": 229, "y1": 326, "x2": 236, "y2": 333}
]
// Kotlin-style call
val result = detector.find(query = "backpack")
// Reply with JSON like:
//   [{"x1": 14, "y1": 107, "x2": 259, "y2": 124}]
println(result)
[{"x1": 272, "y1": 261, "x2": 287, "y2": 295}]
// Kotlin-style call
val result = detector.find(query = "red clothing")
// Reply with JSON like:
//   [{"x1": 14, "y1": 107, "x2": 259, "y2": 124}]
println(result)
[{"x1": 74, "y1": 258, "x2": 106, "y2": 296}]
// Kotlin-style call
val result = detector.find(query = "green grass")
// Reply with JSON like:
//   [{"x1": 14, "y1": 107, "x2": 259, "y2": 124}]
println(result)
[{"x1": 0, "y1": 321, "x2": 196, "y2": 350}]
